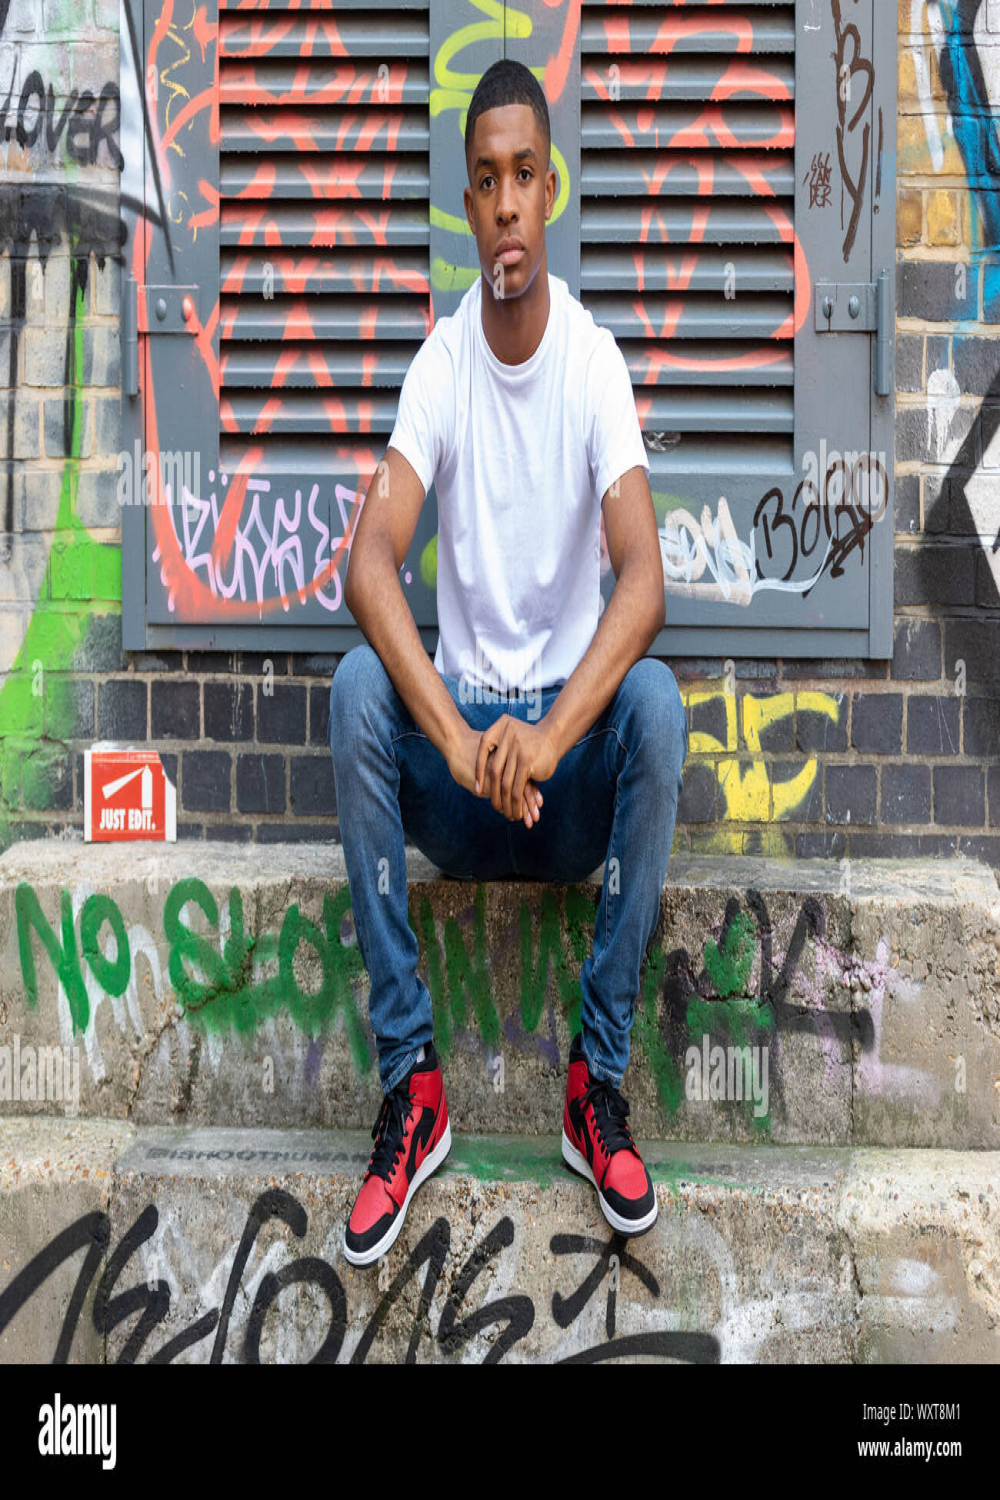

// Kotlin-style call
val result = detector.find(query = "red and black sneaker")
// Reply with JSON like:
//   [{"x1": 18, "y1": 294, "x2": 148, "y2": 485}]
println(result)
[
  {"x1": 562, "y1": 1032, "x2": 657, "y2": 1235},
  {"x1": 343, "y1": 1043, "x2": 451, "y2": 1267}
]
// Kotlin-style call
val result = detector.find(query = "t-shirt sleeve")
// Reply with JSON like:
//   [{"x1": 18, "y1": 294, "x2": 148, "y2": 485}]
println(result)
[
  {"x1": 386, "y1": 334, "x2": 450, "y2": 496},
  {"x1": 587, "y1": 331, "x2": 650, "y2": 502}
]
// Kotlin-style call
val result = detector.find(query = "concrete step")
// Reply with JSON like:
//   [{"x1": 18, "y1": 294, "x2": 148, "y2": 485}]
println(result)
[
  {"x1": 0, "y1": 1118, "x2": 997, "y2": 1364},
  {"x1": 1, "y1": 842, "x2": 998, "y2": 1146}
]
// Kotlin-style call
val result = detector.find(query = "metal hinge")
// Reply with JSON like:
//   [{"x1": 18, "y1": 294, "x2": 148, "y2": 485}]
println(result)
[
  {"x1": 814, "y1": 269, "x2": 892, "y2": 397},
  {"x1": 123, "y1": 279, "x2": 200, "y2": 397}
]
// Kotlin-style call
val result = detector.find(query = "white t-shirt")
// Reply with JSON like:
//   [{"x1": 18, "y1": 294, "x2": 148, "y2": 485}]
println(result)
[{"x1": 387, "y1": 271, "x2": 649, "y2": 693}]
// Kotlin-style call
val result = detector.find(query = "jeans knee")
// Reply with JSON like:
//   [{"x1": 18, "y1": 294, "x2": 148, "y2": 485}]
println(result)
[
  {"x1": 329, "y1": 642, "x2": 387, "y2": 759},
  {"x1": 622, "y1": 658, "x2": 687, "y2": 781}
]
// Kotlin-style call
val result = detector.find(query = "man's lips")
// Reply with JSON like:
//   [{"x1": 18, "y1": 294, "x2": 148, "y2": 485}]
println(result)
[{"x1": 495, "y1": 243, "x2": 524, "y2": 265}]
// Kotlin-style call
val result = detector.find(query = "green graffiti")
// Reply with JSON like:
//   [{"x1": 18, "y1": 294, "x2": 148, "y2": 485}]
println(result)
[
  {"x1": 0, "y1": 264, "x2": 121, "y2": 850},
  {"x1": 162, "y1": 877, "x2": 370, "y2": 1065},
  {"x1": 703, "y1": 910, "x2": 757, "y2": 998},
  {"x1": 15, "y1": 882, "x2": 91, "y2": 1033}
]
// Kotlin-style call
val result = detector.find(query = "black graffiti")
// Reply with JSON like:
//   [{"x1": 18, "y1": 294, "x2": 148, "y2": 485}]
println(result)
[
  {"x1": 0, "y1": 1192, "x2": 537, "y2": 1365},
  {"x1": 753, "y1": 453, "x2": 886, "y2": 593},
  {"x1": 0, "y1": 69, "x2": 123, "y2": 168},
  {"x1": 550, "y1": 1231, "x2": 720, "y2": 1363},
  {"x1": 831, "y1": 0, "x2": 873, "y2": 262},
  {"x1": 660, "y1": 890, "x2": 874, "y2": 1129}
]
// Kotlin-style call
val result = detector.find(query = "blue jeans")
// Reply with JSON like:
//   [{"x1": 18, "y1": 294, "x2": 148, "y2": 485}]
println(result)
[{"x1": 328, "y1": 643, "x2": 688, "y2": 1095}]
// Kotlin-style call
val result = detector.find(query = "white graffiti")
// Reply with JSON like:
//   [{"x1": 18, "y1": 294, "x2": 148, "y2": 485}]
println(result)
[
  {"x1": 658, "y1": 496, "x2": 831, "y2": 606},
  {"x1": 152, "y1": 476, "x2": 362, "y2": 614}
]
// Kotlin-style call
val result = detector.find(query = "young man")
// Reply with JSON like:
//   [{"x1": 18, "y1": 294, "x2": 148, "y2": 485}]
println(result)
[{"x1": 329, "y1": 59, "x2": 687, "y2": 1267}]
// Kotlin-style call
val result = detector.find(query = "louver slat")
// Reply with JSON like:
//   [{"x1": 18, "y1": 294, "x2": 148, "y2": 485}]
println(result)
[
  {"x1": 580, "y1": 0, "x2": 796, "y2": 470},
  {"x1": 218, "y1": 2, "x2": 430, "y2": 469}
]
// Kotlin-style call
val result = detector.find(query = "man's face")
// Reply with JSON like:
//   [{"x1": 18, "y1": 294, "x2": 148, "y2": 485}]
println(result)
[{"x1": 463, "y1": 103, "x2": 557, "y2": 299}]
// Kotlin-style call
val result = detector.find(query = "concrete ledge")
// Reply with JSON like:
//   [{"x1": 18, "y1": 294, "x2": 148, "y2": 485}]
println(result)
[
  {"x1": 0, "y1": 1119, "x2": 997, "y2": 1364},
  {"x1": 1, "y1": 842, "x2": 998, "y2": 1146}
]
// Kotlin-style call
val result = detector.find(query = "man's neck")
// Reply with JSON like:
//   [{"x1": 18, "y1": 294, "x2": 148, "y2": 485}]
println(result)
[{"x1": 480, "y1": 263, "x2": 551, "y2": 366}]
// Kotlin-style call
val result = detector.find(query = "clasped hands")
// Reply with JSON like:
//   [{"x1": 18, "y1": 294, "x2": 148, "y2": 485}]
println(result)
[{"x1": 449, "y1": 715, "x2": 559, "y2": 828}]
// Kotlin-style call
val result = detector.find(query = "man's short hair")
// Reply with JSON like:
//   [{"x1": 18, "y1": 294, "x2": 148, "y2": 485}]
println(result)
[{"x1": 464, "y1": 59, "x2": 551, "y2": 179}]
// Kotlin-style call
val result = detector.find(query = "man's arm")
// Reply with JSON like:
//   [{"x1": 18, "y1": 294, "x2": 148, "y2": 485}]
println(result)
[
  {"x1": 542, "y1": 464, "x2": 666, "y2": 762},
  {"x1": 344, "y1": 447, "x2": 543, "y2": 825}
]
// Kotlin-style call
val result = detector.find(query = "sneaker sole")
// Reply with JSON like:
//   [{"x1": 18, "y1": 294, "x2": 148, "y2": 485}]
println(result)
[
  {"x1": 343, "y1": 1118, "x2": 453, "y2": 1268},
  {"x1": 561, "y1": 1129, "x2": 658, "y2": 1236}
]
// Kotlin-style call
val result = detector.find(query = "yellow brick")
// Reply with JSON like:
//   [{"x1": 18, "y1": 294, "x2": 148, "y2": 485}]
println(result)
[
  {"x1": 898, "y1": 49, "x2": 918, "y2": 102},
  {"x1": 961, "y1": 190, "x2": 980, "y2": 247},
  {"x1": 898, "y1": 189, "x2": 923, "y2": 248},
  {"x1": 927, "y1": 189, "x2": 959, "y2": 245},
  {"x1": 897, "y1": 114, "x2": 967, "y2": 178}
]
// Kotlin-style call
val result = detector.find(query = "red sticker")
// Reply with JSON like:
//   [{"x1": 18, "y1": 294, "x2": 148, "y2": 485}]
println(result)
[{"x1": 84, "y1": 750, "x2": 177, "y2": 842}]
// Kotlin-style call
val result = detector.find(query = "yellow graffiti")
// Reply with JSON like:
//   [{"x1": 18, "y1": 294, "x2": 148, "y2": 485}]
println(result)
[{"x1": 681, "y1": 688, "x2": 841, "y2": 823}]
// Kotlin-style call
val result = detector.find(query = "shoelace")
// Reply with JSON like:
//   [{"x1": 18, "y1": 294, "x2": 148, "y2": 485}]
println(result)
[
  {"x1": 367, "y1": 1080, "x2": 414, "y2": 1180},
  {"x1": 579, "y1": 1077, "x2": 636, "y2": 1157}
]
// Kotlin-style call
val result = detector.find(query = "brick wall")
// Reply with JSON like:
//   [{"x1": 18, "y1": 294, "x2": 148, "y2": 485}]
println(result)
[{"x1": 0, "y1": 1, "x2": 997, "y2": 865}]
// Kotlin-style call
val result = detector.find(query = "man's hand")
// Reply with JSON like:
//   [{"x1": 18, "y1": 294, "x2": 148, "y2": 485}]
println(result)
[
  {"x1": 447, "y1": 722, "x2": 548, "y2": 828},
  {"x1": 475, "y1": 715, "x2": 559, "y2": 823}
]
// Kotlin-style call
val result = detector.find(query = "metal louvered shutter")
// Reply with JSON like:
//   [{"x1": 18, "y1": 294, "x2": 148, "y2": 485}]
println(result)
[{"x1": 580, "y1": 1, "x2": 795, "y2": 476}]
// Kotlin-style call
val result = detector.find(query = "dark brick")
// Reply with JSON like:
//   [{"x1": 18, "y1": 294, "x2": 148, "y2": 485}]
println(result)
[
  {"x1": 893, "y1": 474, "x2": 920, "y2": 536},
  {"x1": 688, "y1": 695, "x2": 729, "y2": 749},
  {"x1": 795, "y1": 832, "x2": 846, "y2": 859},
  {"x1": 70, "y1": 614, "x2": 126, "y2": 672},
  {"x1": 258, "y1": 822, "x2": 335, "y2": 844},
  {"x1": 925, "y1": 335, "x2": 950, "y2": 382},
  {"x1": 946, "y1": 619, "x2": 1000, "y2": 689},
  {"x1": 895, "y1": 334, "x2": 923, "y2": 393},
  {"x1": 151, "y1": 680, "x2": 200, "y2": 739},
  {"x1": 896, "y1": 403, "x2": 976, "y2": 465},
  {"x1": 851, "y1": 693, "x2": 902, "y2": 754},
  {"x1": 922, "y1": 474, "x2": 949, "y2": 534},
  {"x1": 185, "y1": 651, "x2": 235, "y2": 674},
  {"x1": 894, "y1": 543, "x2": 975, "y2": 607},
  {"x1": 964, "y1": 697, "x2": 1000, "y2": 759},
  {"x1": 236, "y1": 753, "x2": 285, "y2": 814},
  {"x1": 310, "y1": 684, "x2": 331, "y2": 746},
  {"x1": 290, "y1": 755, "x2": 336, "y2": 816},
  {"x1": 22, "y1": 752, "x2": 73, "y2": 812},
  {"x1": 672, "y1": 659, "x2": 724, "y2": 683},
  {"x1": 206, "y1": 824, "x2": 254, "y2": 842},
  {"x1": 772, "y1": 760, "x2": 823, "y2": 822},
  {"x1": 781, "y1": 658, "x2": 884, "y2": 680},
  {"x1": 958, "y1": 836, "x2": 1000, "y2": 867},
  {"x1": 991, "y1": 766, "x2": 1000, "y2": 828},
  {"x1": 891, "y1": 618, "x2": 941, "y2": 681},
  {"x1": 182, "y1": 751, "x2": 233, "y2": 813},
  {"x1": 976, "y1": 551, "x2": 1000, "y2": 608},
  {"x1": 898, "y1": 257, "x2": 977, "y2": 321},
  {"x1": 796, "y1": 694, "x2": 848, "y2": 751},
  {"x1": 825, "y1": 765, "x2": 876, "y2": 826},
  {"x1": 96, "y1": 678, "x2": 146, "y2": 741},
  {"x1": 291, "y1": 653, "x2": 339, "y2": 676},
  {"x1": 677, "y1": 762, "x2": 718, "y2": 823},
  {"x1": 177, "y1": 823, "x2": 205, "y2": 840},
  {"x1": 748, "y1": 693, "x2": 794, "y2": 752},
  {"x1": 735, "y1": 661, "x2": 779, "y2": 681},
  {"x1": 204, "y1": 682, "x2": 254, "y2": 742},
  {"x1": 952, "y1": 335, "x2": 1000, "y2": 395},
  {"x1": 907, "y1": 695, "x2": 961, "y2": 755},
  {"x1": 46, "y1": 676, "x2": 94, "y2": 740},
  {"x1": 238, "y1": 652, "x2": 288, "y2": 677},
  {"x1": 257, "y1": 682, "x2": 306, "y2": 744},
  {"x1": 131, "y1": 651, "x2": 181, "y2": 672},
  {"x1": 933, "y1": 765, "x2": 984, "y2": 826},
  {"x1": 984, "y1": 259, "x2": 1000, "y2": 323},
  {"x1": 881, "y1": 763, "x2": 931, "y2": 825},
  {"x1": 849, "y1": 833, "x2": 958, "y2": 858}
]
